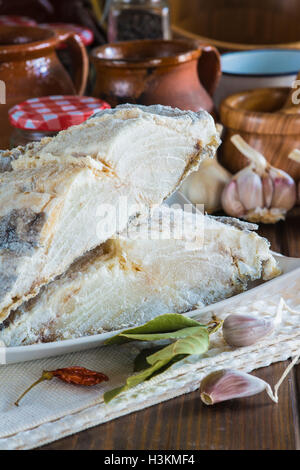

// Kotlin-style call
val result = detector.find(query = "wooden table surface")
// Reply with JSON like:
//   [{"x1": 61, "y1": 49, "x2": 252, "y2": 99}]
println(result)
[{"x1": 41, "y1": 214, "x2": 300, "y2": 450}]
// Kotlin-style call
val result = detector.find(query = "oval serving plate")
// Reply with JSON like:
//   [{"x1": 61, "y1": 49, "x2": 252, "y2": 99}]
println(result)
[
  {"x1": 2, "y1": 193, "x2": 300, "y2": 364},
  {"x1": 3, "y1": 254, "x2": 300, "y2": 365}
]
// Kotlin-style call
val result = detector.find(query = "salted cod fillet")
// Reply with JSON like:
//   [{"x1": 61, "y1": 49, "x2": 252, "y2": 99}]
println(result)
[
  {"x1": 0, "y1": 207, "x2": 280, "y2": 346},
  {"x1": 0, "y1": 105, "x2": 220, "y2": 323}
]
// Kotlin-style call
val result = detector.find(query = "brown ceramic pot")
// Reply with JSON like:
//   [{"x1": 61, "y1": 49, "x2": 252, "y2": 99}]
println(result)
[
  {"x1": 90, "y1": 39, "x2": 221, "y2": 113},
  {"x1": 0, "y1": 25, "x2": 89, "y2": 149},
  {"x1": 219, "y1": 87, "x2": 300, "y2": 181}
]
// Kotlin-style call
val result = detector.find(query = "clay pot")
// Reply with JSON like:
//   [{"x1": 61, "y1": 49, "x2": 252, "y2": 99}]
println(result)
[
  {"x1": 90, "y1": 39, "x2": 221, "y2": 113},
  {"x1": 0, "y1": 25, "x2": 89, "y2": 149},
  {"x1": 219, "y1": 87, "x2": 300, "y2": 181}
]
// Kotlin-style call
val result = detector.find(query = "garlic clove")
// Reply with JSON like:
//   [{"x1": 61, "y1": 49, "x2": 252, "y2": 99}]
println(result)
[
  {"x1": 200, "y1": 369, "x2": 272, "y2": 405},
  {"x1": 236, "y1": 169, "x2": 264, "y2": 211},
  {"x1": 223, "y1": 314, "x2": 275, "y2": 348},
  {"x1": 269, "y1": 167, "x2": 297, "y2": 211},
  {"x1": 262, "y1": 175, "x2": 274, "y2": 209},
  {"x1": 200, "y1": 348, "x2": 299, "y2": 406},
  {"x1": 181, "y1": 158, "x2": 231, "y2": 213},
  {"x1": 181, "y1": 171, "x2": 209, "y2": 207},
  {"x1": 221, "y1": 181, "x2": 245, "y2": 218}
]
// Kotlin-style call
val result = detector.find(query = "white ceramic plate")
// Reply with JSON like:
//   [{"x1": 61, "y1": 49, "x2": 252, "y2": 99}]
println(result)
[
  {"x1": 2, "y1": 193, "x2": 300, "y2": 364},
  {"x1": 3, "y1": 254, "x2": 300, "y2": 365}
]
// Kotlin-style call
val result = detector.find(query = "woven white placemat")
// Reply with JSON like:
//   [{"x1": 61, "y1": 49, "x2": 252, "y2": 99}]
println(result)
[{"x1": 0, "y1": 271, "x2": 299, "y2": 450}]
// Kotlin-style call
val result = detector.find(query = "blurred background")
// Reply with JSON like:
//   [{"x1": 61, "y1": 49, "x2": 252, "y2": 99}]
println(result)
[
  {"x1": 2, "y1": 0, "x2": 300, "y2": 47},
  {"x1": 1, "y1": 0, "x2": 300, "y2": 220}
]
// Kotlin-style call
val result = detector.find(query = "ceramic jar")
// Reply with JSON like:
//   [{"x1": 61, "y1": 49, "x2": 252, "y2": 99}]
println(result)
[
  {"x1": 91, "y1": 39, "x2": 221, "y2": 113},
  {"x1": 0, "y1": 25, "x2": 89, "y2": 149},
  {"x1": 9, "y1": 95, "x2": 110, "y2": 148}
]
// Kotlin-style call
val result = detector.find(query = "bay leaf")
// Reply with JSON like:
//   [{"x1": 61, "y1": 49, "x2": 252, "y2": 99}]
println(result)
[
  {"x1": 104, "y1": 358, "x2": 173, "y2": 403},
  {"x1": 120, "y1": 326, "x2": 206, "y2": 343},
  {"x1": 146, "y1": 327, "x2": 210, "y2": 365},
  {"x1": 134, "y1": 346, "x2": 164, "y2": 372},
  {"x1": 105, "y1": 314, "x2": 203, "y2": 346},
  {"x1": 104, "y1": 328, "x2": 210, "y2": 403}
]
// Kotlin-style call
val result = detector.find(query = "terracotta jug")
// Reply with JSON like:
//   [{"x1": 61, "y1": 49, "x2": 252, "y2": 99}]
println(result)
[
  {"x1": 91, "y1": 39, "x2": 221, "y2": 113},
  {"x1": 0, "y1": 25, "x2": 89, "y2": 149}
]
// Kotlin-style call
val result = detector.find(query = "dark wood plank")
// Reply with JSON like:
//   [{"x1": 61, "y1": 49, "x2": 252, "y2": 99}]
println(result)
[
  {"x1": 41, "y1": 218, "x2": 300, "y2": 450},
  {"x1": 41, "y1": 362, "x2": 299, "y2": 450}
]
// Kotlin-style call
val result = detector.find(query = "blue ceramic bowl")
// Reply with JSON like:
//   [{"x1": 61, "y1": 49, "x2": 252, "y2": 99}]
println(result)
[{"x1": 215, "y1": 49, "x2": 300, "y2": 107}]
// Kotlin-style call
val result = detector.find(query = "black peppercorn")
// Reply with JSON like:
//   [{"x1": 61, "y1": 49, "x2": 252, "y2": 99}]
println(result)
[{"x1": 108, "y1": 0, "x2": 171, "y2": 42}]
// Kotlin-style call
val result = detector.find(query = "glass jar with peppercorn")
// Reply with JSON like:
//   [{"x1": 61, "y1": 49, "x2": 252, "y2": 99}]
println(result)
[{"x1": 108, "y1": 0, "x2": 171, "y2": 42}]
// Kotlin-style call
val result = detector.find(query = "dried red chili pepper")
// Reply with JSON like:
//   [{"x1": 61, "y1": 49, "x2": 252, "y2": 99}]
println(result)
[{"x1": 15, "y1": 367, "x2": 109, "y2": 406}]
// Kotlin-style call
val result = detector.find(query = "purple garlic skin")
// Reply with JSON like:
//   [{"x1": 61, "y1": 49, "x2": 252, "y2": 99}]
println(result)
[
  {"x1": 269, "y1": 167, "x2": 297, "y2": 212},
  {"x1": 221, "y1": 168, "x2": 297, "y2": 220},
  {"x1": 223, "y1": 314, "x2": 275, "y2": 348},
  {"x1": 200, "y1": 369, "x2": 267, "y2": 405},
  {"x1": 236, "y1": 169, "x2": 264, "y2": 211},
  {"x1": 221, "y1": 180, "x2": 245, "y2": 218}
]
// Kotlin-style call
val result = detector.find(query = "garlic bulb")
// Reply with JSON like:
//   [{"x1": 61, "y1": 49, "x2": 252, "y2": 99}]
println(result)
[
  {"x1": 181, "y1": 157, "x2": 231, "y2": 213},
  {"x1": 221, "y1": 135, "x2": 297, "y2": 224}
]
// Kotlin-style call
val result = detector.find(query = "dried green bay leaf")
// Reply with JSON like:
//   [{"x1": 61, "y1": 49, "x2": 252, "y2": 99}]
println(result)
[
  {"x1": 134, "y1": 347, "x2": 187, "y2": 373},
  {"x1": 120, "y1": 326, "x2": 206, "y2": 342},
  {"x1": 134, "y1": 347, "x2": 165, "y2": 372},
  {"x1": 104, "y1": 327, "x2": 210, "y2": 403},
  {"x1": 104, "y1": 358, "x2": 172, "y2": 403},
  {"x1": 146, "y1": 327, "x2": 209, "y2": 365}
]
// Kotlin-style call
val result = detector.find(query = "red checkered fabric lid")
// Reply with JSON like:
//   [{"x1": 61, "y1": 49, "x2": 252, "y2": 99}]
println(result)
[
  {"x1": 0, "y1": 16, "x2": 37, "y2": 26},
  {"x1": 40, "y1": 23, "x2": 94, "y2": 47},
  {"x1": 9, "y1": 96, "x2": 111, "y2": 132}
]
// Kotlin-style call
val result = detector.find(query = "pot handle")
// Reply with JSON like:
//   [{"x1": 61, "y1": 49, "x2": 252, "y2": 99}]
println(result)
[
  {"x1": 57, "y1": 31, "x2": 89, "y2": 96},
  {"x1": 197, "y1": 44, "x2": 221, "y2": 97}
]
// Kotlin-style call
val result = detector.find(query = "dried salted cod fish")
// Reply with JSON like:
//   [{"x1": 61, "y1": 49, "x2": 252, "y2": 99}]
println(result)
[
  {"x1": 0, "y1": 207, "x2": 280, "y2": 346},
  {"x1": 0, "y1": 105, "x2": 220, "y2": 322}
]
